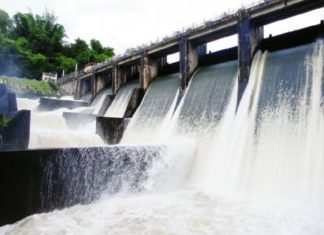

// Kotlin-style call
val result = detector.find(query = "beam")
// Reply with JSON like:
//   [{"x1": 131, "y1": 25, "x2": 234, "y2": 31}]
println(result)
[{"x1": 112, "y1": 63, "x2": 125, "y2": 95}]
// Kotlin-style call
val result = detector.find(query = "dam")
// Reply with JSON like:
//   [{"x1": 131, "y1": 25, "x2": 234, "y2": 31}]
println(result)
[{"x1": 0, "y1": 0, "x2": 324, "y2": 234}]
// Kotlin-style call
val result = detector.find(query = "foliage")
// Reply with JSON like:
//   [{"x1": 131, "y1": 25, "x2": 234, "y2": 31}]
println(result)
[
  {"x1": 0, "y1": 114, "x2": 11, "y2": 128},
  {"x1": 0, "y1": 9, "x2": 114, "y2": 80}
]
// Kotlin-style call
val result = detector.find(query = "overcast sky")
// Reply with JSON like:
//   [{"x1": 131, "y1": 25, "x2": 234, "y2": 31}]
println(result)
[{"x1": 1, "y1": 0, "x2": 324, "y2": 55}]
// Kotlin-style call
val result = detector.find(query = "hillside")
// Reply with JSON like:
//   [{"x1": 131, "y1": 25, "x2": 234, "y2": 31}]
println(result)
[{"x1": 0, "y1": 76, "x2": 67, "y2": 97}]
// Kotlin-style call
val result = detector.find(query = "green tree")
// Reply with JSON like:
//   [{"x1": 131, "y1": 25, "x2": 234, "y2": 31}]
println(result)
[
  {"x1": 0, "y1": 8, "x2": 114, "y2": 79},
  {"x1": 89, "y1": 38, "x2": 114, "y2": 63},
  {"x1": 0, "y1": 9, "x2": 12, "y2": 35}
]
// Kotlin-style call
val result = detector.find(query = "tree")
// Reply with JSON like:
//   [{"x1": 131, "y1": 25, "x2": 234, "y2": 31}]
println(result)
[
  {"x1": 0, "y1": 9, "x2": 12, "y2": 35},
  {"x1": 90, "y1": 38, "x2": 114, "y2": 62},
  {"x1": 0, "y1": 8, "x2": 114, "y2": 79}
]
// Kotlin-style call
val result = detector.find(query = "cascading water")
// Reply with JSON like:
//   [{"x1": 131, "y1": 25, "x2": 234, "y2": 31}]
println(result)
[
  {"x1": 2, "y1": 40, "x2": 324, "y2": 234},
  {"x1": 121, "y1": 73, "x2": 179, "y2": 143},
  {"x1": 27, "y1": 110, "x2": 105, "y2": 148},
  {"x1": 16, "y1": 91, "x2": 109, "y2": 148},
  {"x1": 91, "y1": 88, "x2": 113, "y2": 115},
  {"x1": 224, "y1": 39, "x2": 324, "y2": 213},
  {"x1": 169, "y1": 60, "x2": 239, "y2": 190},
  {"x1": 105, "y1": 80, "x2": 139, "y2": 118}
]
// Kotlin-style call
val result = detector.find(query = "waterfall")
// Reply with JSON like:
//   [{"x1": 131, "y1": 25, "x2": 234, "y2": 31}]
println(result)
[
  {"x1": 28, "y1": 111, "x2": 105, "y2": 148},
  {"x1": 105, "y1": 80, "x2": 139, "y2": 118},
  {"x1": 170, "y1": 60, "x2": 238, "y2": 190},
  {"x1": 91, "y1": 88, "x2": 113, "y2": 115},
  {"x1": 17, "y1": 95, "x2": 107, "y2": 149},
  {"x1": 225, "y1": 39, "x2": 324, "y2": 212},
  {"x1": 122, "y1": 73, "x2": 179, "y2": 144}
]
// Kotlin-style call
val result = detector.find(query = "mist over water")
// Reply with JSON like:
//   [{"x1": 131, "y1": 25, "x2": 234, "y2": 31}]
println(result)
[{"x1": 2, "y1": 40, "x2": 324, "y2": 234}]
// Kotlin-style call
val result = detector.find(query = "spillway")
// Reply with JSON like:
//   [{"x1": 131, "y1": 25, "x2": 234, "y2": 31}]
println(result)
[
  {"x1": 28, "y1": 111, "x2": 105, "y2": 149},
  {"x1": 122, "y1": 73, "x2": 179, "y2": 143},
  {"x1": 105, "y1": 80, "x2": 139, "y2": 118},
  {"x1": 225, "y1": 39, "x2": 324, "y2": 212},
  {"x1": 171, "y1": 60, "x2": 238, "y2": 190},
  {"x1": 90, "y1": 88, "x2": 113, "y2": 115},
  {"x1": 2, "y1": 39, "x2": 324, "y2": 234},
  {"x1": 16, "y1": 92, "x2": 109, "y2": 149}
]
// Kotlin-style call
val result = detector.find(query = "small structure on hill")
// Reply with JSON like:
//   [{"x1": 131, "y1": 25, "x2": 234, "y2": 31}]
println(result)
[
  {"x1": 42, "y1": 72, "x2": 57, "y2": 83},
  {"x1": 83, "y1": 63, "x2": 94, "y2": 73}
]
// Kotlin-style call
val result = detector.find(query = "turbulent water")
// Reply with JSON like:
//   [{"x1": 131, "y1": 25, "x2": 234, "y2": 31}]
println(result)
[
  {"x1": 27, "y1": 111, "x2": 105, "y2": 148},
  {"x1": 122, "y1": 74, "x2": 179, "y2": 143},
  {"x1": 223, "y1": 40, "x2": 324, "y2": 212},
  {"x1": 91, "y1": 88, "x2": 113, "y2": 115},
  {"x1": 16, "y1": 92, "x2": 109, "y2": 149},
  {"x1": 2, "y1": 39, "x2": 324, "y2": 234},
  {"x1": 105, "y1": 80, "x2": 139, "y2": 118},
  {"x1": 170, "y1": 60, "x2": 239, "y2": 190}
]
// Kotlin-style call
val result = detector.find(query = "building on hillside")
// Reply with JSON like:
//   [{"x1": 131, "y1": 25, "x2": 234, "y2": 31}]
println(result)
[
  {"x1": 83, "y1": 63, "x2": 94, "y2": 73},
  {"x1": 42, "y1": 72, "x2": 57, "y2": 83}
]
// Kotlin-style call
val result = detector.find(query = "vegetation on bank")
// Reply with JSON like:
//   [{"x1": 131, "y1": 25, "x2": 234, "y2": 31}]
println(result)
[
  {"x1": 0, "y1": 114, "x2": 10, "y2": 128},
  {"x1": 0, "y1": 76, "x2": 67, "y2": 96},
  {"x1": 0, "y1": 8, "x2": 114, "y2": 80}
]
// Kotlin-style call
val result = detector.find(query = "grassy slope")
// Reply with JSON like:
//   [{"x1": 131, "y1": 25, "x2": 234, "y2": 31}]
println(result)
[{"x1": 0, "y1": 76, "x2": 67, "y2": 96}]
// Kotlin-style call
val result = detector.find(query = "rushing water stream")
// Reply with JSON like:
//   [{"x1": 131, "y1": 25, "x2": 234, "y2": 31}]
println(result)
[{"x1": 1, "y1": 39, "x2": 324, "y2": 234}]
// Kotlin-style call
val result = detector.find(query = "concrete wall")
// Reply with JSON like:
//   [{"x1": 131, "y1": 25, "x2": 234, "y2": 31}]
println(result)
[
  {"x1": 0, "y1": 145, "x2": 164, "y2": 226},
  {"x1": 140, "y1": 53, "x2": 159, "y2": 90},
  {"x1": 0, "y1": 110, "x2": 30, "y2": 150},
  {"x1": 38, "y1": 97, "x2": 89, "y2": 111},
  {"x1": 0, "y1": 84, "x2": 17, "y2": 115},
  {"x1": 60, "y1": 79, "x2": 78, "y2": 96},
  {"x1": 112, "y1": 64, "x2": 126, "y2": 95},
  {"x1": 95, "y1": 73, "x2": 111, "y2": 94}
]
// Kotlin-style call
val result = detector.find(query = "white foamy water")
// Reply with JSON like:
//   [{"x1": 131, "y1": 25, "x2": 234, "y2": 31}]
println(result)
[
  {"x1": 28, "y1": 111, "x2": 105, "y2": 148},
  {"x1": 168, "y1": 61, "x2": 238, "y2": 190},
  {"x1": 223, "y1": 40, "x2": 324, "y2": 214},
  {"x1": 2, "y1": 189, "x2": 324, "y2": 235},
  {"x1": 17, "y1": 96, "x2": 106, "y2": 149},
  {"x1": 16, "y1": 98, "x2": 40, "y2": 111},
  {"x1": 122, "y1": 74, "x2": 179, "y2": 144},
  {"x1": 105, "y1": 80, "x2": 139, "y2": 118}
]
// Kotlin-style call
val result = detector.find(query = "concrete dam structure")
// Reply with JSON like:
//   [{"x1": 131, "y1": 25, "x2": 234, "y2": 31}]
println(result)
[{"x1": 1, "y1": 0, "x2": 324, "y2": 233}]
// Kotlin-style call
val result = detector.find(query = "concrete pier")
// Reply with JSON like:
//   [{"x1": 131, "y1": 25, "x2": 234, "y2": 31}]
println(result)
[
  {"x1": 179, "y1": 36, "x2": 199, "y2": 93},
  {"x1": 140, "y1": 51, "x2": 158, "y2": 90}
]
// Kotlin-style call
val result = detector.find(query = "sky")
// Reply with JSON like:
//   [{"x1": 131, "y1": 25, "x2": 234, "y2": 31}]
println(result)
[{"x1": 1, "y1": 0, "x2": 324, "y2": 56}]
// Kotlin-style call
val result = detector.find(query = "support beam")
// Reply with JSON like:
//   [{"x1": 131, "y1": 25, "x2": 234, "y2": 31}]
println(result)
[
  {"x1": 112, "y1": 63, "x2": 125, "y2": 95},
  {"x1": 237, "y1": 9, "x2": 264, "y2": 82},
  {"x1": 140, "y1": 51, "x2": 158, "y2": 90},
  {"x1": 91, "y1": 69, "x2": 96, "y2": 97},
  {"x1": 237, "y1": 10, "x2": 263, "y2": 106},
  {"x1": 75, "y1": 78, "x2": 81, "y2": 100},
  {"x1": 179, "y1": 36, "x2": 199, "y2": 93}
]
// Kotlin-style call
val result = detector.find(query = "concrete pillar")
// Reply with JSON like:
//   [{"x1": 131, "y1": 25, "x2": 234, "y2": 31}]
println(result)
[
  {"x1": 112, "y1": 63, "x2": 125, "y2": 95},
  {"x1": 237, "y1": 10, "x2": 263, "y2": 105},
  {"x1": 140, "y1": 51, "x2": 158, "y2": 90},
  {"x1": 96, "y1": 117, "x2": 125, "y2": 144},
  {"x1": 237, "y1": 9, "x2": 264, "y2": 82},
  {"x1": 179, "y1": 36, "x2": 199, "y2": 93},
  {"x1": 91, "y1": 69, "x2": 96, "y2": 97},
  {"x1": 75, "y1": 78, "x2": 81, "y2": 100}
]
